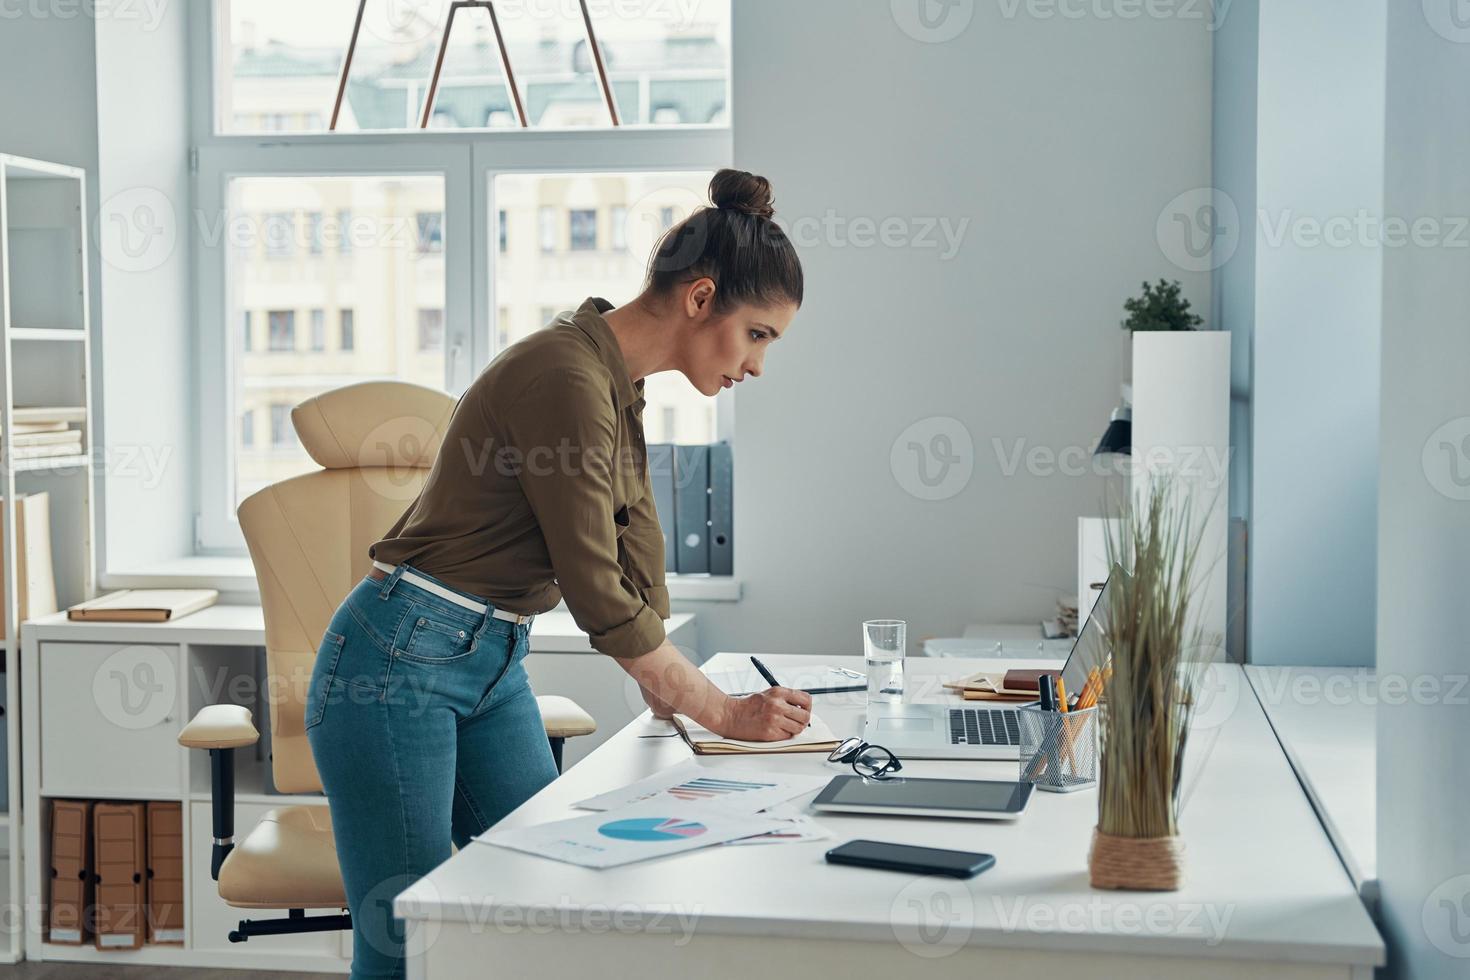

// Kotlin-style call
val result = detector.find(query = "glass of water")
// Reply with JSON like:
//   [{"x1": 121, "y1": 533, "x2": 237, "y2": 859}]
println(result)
[{"x1": 863, "y1": 620, "x2": 906, "y2": 703}]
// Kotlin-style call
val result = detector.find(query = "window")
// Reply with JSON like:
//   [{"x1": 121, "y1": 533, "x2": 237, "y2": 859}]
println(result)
[
  {"x1": 241, "y1": 409, "x2": 255, "y2": 449},
  {"x1": 226, "y1": 176, "x2": 446, "y2": 507},
  {"x1": 611, "y1": 206, "x2": 628, "y2": 250},
  {"x1": 218, "y1": 0, "x2": 731, "y2": 133},
  {"x1": 661, "y1": 406, "x2": 676, "y2": 442},
  {"x1": 269, "y1": 403, "x2": 295, "y2": 448},
  {"x1": 195, "y1": 5, "x2": 728, "y2": 553},
  {"x1": 267, "y1": 310, "x2": 295, "y2": 351},
  {"x1": 263, "y1": 212, "x2": 294, "y2": 258},
  {"x1": 569, "y1": 209, "x2": 598, "y2": 251},
  {"x1": 309, "y1": 309, "x2": 326, "y2": 351},
  {"x1": 417, "y1": 211, "x2": 444, "y2": 254},
  {"x1": 418, "y1": 308, "x2": 445, "y2": 352},
  {"x1": 493, "y1": 172, "x2": 720, "y2": 445},
  {"x1": 307, "y1": 211, "x2": 324, "y2": 254}
]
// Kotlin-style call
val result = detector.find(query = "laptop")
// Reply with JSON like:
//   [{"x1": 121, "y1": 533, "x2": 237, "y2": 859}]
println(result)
[{"x1": 864, "y1": 575, "x2": 1113, "y2": 760}]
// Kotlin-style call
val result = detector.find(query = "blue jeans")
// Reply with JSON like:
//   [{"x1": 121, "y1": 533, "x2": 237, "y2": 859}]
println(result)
[{"x1": 305, "y1": 563, "x2": 558, "y2": 979}]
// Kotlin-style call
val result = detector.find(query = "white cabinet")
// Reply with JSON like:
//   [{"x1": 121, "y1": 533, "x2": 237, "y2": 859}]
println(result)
[
  {"x1": 39, "y1": 642, "x2": 183, "y2": 799},
  {"x1": 188, "y1": 802, "x2": 348, "y2": 965}
]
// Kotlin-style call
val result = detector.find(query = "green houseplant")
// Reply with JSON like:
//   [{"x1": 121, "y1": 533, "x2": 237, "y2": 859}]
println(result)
[
  {"x1": 1089, "y1": 476, "x2": 1220, "y2": 891},
  {"x1": 1121, "y1": 279, "x2": 1202, "y2": 332}
]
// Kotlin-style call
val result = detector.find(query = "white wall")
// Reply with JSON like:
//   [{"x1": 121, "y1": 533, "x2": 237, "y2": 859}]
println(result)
[
  {"x1": 93, "y1": 4, "x2": 195, "y2": 569},
  {"x1": 1249, "y1": 0, "x2": 1383, "y2": 666},
  {"x1": 673, "y1": 1, "x2": 1213, "y2": 656},
  {"x1": 1376, "y1": 5, "x2": 1470, "y2": 976}
]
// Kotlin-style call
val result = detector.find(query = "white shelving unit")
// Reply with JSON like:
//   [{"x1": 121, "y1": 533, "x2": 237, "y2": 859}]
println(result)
[{"x1": 0, "y1": 153, "x2": 99, "y2": 966}]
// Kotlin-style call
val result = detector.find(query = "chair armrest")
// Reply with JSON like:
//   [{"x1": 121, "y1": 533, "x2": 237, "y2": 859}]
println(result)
[
  {"x1": 179, "y1": 704, "x2": 259, "y2": 750},
  {"x1": 536, "y1": 695, "x2": 596, "y2": 738}
]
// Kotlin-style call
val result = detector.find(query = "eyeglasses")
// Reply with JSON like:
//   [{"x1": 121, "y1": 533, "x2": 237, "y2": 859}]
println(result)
[{"x1": 828, "y1": 737, "x2": 904, "y2": 779}]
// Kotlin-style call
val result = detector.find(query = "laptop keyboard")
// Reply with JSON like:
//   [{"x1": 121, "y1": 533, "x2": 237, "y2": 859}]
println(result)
[{"x1": 948, "y1": 708, "x2": 1022, "y2": 746}]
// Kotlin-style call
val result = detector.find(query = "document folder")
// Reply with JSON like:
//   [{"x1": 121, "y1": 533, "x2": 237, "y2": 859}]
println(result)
[
  {"x1": 48, "y1": 799, "x2": 93, "y2": 944},
  {"x1": 93, "y1": 801, "x2": 147, "y2": 949},
  {"x1": 145, "y1": 802, "x2": 185, "y2": 944},
  {"x1": 708, "y1": 442, "x2": 734, "y2": 575},
  {"x1": 647, "y1": 443, "x2": 677, "y2": 574},
  {"x1": 674, "y1": 445, "x2": 709, "y2": 573}
]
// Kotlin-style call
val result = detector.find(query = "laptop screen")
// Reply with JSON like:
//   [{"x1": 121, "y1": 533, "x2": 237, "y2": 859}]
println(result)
[{"x1": 1059, "y1": 571, "x2": 1114, "y2": 698}]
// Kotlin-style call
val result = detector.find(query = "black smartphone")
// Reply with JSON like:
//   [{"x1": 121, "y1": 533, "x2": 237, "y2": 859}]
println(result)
[{"x1": 824, "y1": 839, "x2": 996, "y2": 879}]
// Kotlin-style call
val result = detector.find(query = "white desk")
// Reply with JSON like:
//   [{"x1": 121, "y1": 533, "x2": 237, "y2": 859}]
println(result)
[
  {"x1": 1245, "y1": 666, "x2": 1376, "y2": 904},
  {"x1": 396, "y1": 655, "x2": 1383, "y2": 979}
]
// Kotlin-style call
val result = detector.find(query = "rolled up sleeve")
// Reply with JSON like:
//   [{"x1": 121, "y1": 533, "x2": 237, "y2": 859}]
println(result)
[{"x1": 502, "y1": 368, "x2": 666, "y2": 659}]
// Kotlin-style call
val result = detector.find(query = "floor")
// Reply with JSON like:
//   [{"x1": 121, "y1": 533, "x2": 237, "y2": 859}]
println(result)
[{"x1": 1, "y1": 967, "x2": 325, "y2": 979}]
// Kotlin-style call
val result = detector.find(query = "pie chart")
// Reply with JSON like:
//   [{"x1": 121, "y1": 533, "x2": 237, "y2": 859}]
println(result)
[{"x1": 598, "y1": 817, "x2": 709, "y2": 842}]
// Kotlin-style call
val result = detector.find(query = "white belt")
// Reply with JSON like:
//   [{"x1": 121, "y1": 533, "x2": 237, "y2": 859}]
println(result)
[{"x1": 373, "y1": 561, "x2": 534, "y2": 625}]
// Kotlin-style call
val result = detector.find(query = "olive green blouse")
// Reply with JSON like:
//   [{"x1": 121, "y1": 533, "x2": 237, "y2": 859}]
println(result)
[{"x1": 369, "y1": 297, "x2": 669, "y2": 659}]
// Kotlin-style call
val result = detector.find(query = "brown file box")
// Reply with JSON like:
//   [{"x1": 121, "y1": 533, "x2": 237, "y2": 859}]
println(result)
[
  {"x1": 145, "y1": 802, "x2": 185, "y2": 944},
  {"x1": 93, "y1": 802, "x2": 147, "y2": 950},
  {"x1": 48, "y1": 799, "x2": 93, "y2": 944}
]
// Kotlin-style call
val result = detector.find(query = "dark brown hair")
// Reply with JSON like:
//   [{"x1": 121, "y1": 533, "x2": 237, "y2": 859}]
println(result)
[{"x1": 644, "y1": 169, "x2": 804, "y2": 314}]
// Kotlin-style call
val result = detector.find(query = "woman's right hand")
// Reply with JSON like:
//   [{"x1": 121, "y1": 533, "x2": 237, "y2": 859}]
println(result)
[{"x1": 715, "y1": 688, "x2": 813, "y2": 741}]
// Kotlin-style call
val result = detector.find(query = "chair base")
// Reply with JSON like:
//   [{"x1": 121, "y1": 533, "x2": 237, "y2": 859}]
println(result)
[{"x1": 229, "y1": 908, "x2": 351, "y2": 943}]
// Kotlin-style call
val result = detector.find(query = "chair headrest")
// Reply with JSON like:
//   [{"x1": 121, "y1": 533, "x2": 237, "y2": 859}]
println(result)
[{"x1": 291, "y1": 381, "x2": 456, "y2": 470}]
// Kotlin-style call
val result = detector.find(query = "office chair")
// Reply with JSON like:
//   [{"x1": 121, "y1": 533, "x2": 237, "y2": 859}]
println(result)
[{"x1": 178, "y1": 380, "x2": 595, "y2": 943}]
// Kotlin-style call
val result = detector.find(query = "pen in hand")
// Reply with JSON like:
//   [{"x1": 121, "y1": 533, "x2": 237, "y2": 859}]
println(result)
[{"x1": 750, "y1": 656, "x2": 811, "y2": 729}]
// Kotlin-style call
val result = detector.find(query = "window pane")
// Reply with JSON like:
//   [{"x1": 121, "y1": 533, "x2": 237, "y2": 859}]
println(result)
[
  {"x1": 492, "y1": 171, "x2": 718, "y2": 445},
  {"x1": 219, "y1": 0, "x2": 729, "y2": 132},
  {"x1": 229, "y1": 175, "x2": 446, "y2": 507}
]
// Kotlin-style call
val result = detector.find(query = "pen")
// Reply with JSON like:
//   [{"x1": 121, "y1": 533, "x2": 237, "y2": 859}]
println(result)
[{"x1": 750, "y1": 656, "x2": 780, "y2": 687}]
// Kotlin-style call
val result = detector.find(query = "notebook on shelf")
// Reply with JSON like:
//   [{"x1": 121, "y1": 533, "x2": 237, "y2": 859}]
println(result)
[
  {"x1": 67, "y1": 588, "x2": 219, "y2": 623},
  {"x1": 670, "y1": 712, "x2": 843, "y2": 755}
]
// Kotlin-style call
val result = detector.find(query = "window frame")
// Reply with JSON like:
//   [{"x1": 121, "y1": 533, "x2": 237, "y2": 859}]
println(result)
[{"x1": 190, "y1": 2, "x2": 733, "y2": 555}]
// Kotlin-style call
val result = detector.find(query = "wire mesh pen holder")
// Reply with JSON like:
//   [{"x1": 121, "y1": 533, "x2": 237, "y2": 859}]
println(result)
[{"x1": 1018, "y1": 704, "x2": 1098, "y2": 793}]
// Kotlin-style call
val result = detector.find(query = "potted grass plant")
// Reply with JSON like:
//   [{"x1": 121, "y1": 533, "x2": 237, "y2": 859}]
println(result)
[{"x1": 1089, "y1": 476, "x2": 1219, "y2": 891}]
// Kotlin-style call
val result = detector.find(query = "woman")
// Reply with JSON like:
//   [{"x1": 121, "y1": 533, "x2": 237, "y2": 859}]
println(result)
[{"x1": 305, "y1": 169, "x2": 810, "y2": 979}]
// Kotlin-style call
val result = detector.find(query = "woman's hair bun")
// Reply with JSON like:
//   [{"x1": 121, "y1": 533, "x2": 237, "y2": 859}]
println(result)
[{"x1": 709, "y1": 168, "x2": 775, "y2": 219}]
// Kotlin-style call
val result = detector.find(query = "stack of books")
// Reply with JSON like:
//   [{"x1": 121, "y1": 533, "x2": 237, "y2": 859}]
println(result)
[{"x1": 7, "y1": 407, "x2": 83, "y2": 460}]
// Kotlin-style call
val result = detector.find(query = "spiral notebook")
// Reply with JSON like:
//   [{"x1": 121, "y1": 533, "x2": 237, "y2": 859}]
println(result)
[{"x1": 670, "y1": 712, "x2": 843, "y2": 755}]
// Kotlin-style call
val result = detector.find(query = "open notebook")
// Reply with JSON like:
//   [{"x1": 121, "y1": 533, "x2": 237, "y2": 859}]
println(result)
[{"x1": 670, "y1": 712, "x2": 843, "y2": 755}]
